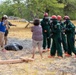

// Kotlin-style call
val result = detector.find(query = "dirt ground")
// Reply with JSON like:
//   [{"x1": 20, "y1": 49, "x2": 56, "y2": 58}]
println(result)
[
  {"x1": 0, "y1": 20, "x2": 76, "y2": 75},
  {"x1": 8, "y1": 21, "x2": 32, "y2": 39}
]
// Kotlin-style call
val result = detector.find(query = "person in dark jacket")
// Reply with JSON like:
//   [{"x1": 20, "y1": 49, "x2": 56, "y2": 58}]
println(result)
[
  {"x1": 41, "y1": 13, "x2": 51, "y2": 52},
  {"x1": 57, "y1": 15, "x2": 68, "y2": 55},
  {"x1": 48, "y1": 15, "x2": 63, "y2": 58},
  {"x1": 64, "y1": 16, "x2": 76, "y2": 57}
]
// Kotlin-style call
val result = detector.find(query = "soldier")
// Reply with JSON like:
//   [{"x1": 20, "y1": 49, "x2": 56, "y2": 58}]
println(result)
[
  {"x1": 41, "y1": 13, "x2": 51, "y2": 52},
  {"x1": 57, "y1": 15, "x2": 68, "y2": 55},
  {"x1": 64, "y1": 16, "x2": 76, "y2": 57},
  {"x1": 48, "y1": 15, "x2": 63, "y2": 58}
]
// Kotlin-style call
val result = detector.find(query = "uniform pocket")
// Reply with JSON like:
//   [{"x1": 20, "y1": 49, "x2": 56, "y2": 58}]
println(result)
[
  {"x1": 58, "y1": 38, "x2": 62, "y2": 43},
  {"x1": 71, "y1": 37, "x2": 74, "y2": 43}
]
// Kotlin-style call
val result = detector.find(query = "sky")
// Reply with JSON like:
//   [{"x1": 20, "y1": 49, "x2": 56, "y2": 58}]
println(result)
[{"x1": 0, "y1": 0, "x2": 6, "y2": 4}]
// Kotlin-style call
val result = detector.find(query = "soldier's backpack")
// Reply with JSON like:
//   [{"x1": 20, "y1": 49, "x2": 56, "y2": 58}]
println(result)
[{"x1": 5, "y1": 43, "x2": 23, "y2": 51}]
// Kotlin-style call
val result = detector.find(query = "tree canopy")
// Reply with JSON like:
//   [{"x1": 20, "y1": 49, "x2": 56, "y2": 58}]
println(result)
[{"x1": 0, "y1": 0, "x2": 76, "y2": 20}]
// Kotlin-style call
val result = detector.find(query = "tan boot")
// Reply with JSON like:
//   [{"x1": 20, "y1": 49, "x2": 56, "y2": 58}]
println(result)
[
  {"x1": 65, "y1": 54, "x2": 71, "y2": 57},
  {"x1": 47, "y1": 48, "x2": 50, "y2": 51},
  {"x1": 48, "y1": 55, "x2": 54, "y2": 58}
]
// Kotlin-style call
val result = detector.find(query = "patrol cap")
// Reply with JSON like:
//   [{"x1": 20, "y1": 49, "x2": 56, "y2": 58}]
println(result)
[
  {"x1": 57, "y1": 15, "x2": 62, "y2": 20},
  {"x1": 44, "y1": 13, "x2": 48, "y2": 17},
  {"x1": 51, "y1": 15, "x2": 57, "y2": 19},
  {"x1": 63, "y1": 16, "x2": 70, "y2": 20}
]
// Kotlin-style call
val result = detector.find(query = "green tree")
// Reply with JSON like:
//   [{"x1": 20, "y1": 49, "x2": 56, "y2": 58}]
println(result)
[
  {"x1": 0, "y1": 0, "x2": 76, "y2": 20},
  {"x1": 0, "y1": 0, "x2": 13, "y2": 17},
  {"x1": 63, "y1": 0, "x2": 76, "y2": 19}
]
